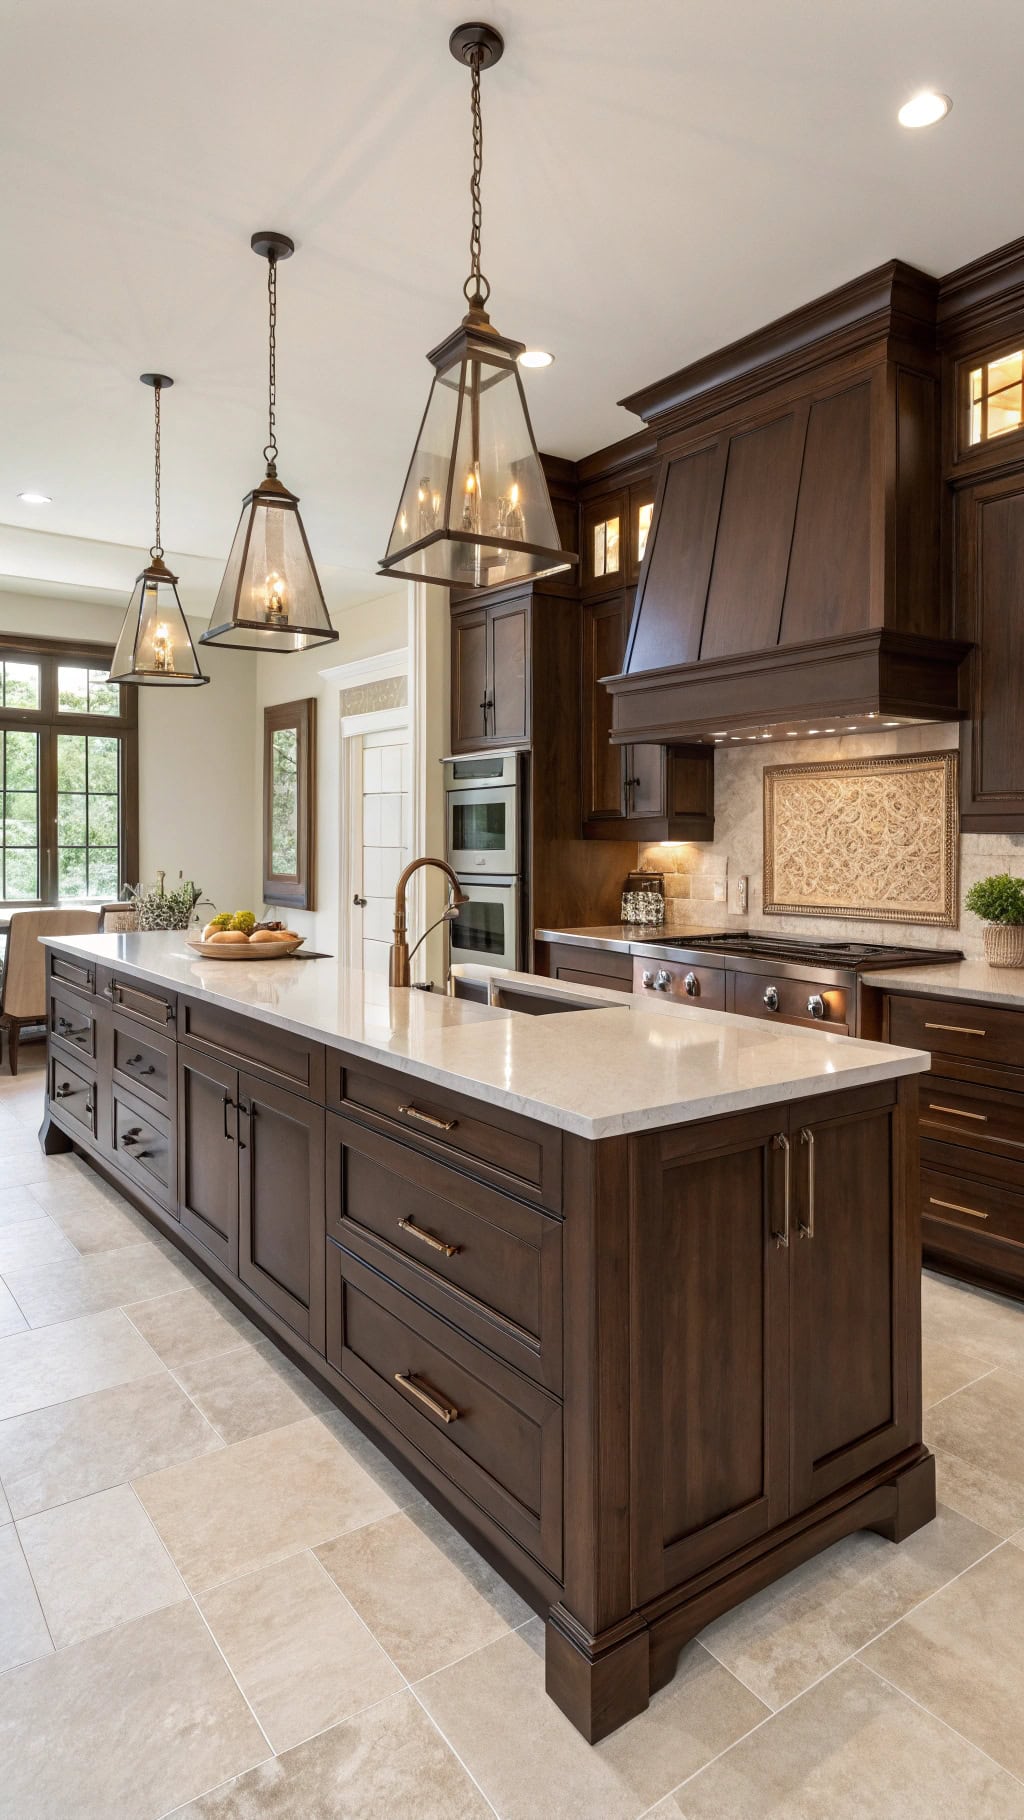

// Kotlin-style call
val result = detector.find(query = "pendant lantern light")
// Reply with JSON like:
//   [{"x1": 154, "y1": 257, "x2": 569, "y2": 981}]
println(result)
[
  {"x1": 202, "y1": 233, "x2": 337, "y2": 653},
  {"x1": 109, "y1": 376, "x2": 209, "y2": 687},
  {"x1": 379, "y1": 23, "x2": 577, "y2": 590}
]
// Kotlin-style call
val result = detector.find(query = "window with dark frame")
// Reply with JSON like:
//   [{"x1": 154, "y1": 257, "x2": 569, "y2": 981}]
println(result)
[{"x1": 0, "y1": 635, "x2": 139, "y2": 906}]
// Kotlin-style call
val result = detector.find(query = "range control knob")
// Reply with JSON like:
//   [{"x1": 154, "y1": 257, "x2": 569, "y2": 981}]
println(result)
[
  {"x1": 763, "y1": 985, "x2": 780, "y2": 1012},
  {"x1": 807, "y1": 994, "x2": 826, "y2": 1019},
  {"x1": 654, "y1": 969, "x2": 672, "y2": 991},
  {"x1": 684, "y1": 971, "x2": 699, "y2": 996},
  {"x1": 641, "y1": 970, "x2": 655, "y2": 990}
]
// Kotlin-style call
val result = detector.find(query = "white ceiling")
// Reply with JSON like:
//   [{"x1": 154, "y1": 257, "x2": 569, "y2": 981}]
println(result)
[{"x1": 3, "y1": 0, "x2": 1024, "y2": 613}]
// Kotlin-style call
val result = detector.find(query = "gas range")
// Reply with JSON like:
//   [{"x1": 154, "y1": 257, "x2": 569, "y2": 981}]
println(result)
[{"x1": 632, "y1": 932, "x2": 961, "y2": 1034}]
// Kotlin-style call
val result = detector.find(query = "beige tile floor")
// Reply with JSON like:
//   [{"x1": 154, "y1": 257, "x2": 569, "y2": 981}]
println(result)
[{"x1": 3, "y1": 1048, "x2": 1024, "y2": 1817}]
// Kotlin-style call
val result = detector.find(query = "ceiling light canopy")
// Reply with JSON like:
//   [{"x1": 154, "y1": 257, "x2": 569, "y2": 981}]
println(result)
[
  {"x1": 109, "y1": 375, "x2": 208, "y2": 688},
  {"x1": 17, "y1": 491, "x2": 51, "y2": 504},
  {"x1": 379, "y1": 23, "x2": 576, "y2": 590},
  {"x1": 202, "y1": 234, "x2": 338, "y2": 653},
  {"x1": 898, "y1": 90, "x2": 952, "y2": 128}
]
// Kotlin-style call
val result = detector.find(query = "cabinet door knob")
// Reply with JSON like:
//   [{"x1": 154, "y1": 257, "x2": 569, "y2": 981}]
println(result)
[{"x1": 763, "y1": 985, "x2": 780, "y2": 1011}]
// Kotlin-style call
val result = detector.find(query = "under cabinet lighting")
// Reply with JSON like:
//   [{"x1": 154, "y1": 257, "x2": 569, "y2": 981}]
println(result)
[
  {"x1": 786, "y1": 731, "x2": 800, "y2": 737},
  {"x1": 18, "y1": 491, "x2": 51, "y2": 504},
  {"x1": 898, "y1": 90, "x2": 952, "y2": 129}
]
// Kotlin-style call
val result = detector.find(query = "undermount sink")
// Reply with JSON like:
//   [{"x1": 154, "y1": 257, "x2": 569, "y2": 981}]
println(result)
[{"x1": 487, "y1": 979, "x2": 615, "y2": 1016}]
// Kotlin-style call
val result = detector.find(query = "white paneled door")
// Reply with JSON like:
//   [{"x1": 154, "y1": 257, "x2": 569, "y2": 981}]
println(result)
[{"x1": 353, "y1": 730, "x2": 410, "y2": 975}]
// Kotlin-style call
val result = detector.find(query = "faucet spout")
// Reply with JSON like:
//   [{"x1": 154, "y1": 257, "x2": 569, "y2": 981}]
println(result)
[{"x1": 389, "y1": 857, "x2": 469, "y2": 988}]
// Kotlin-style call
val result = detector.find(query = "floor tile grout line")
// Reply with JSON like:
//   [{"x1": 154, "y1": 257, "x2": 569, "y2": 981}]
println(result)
[
  {"x1": 3, "y1": 1521, "x2": 58, "y2": 1669},
  {"x1": 858, "y1": 1656, "x2": 1024, "y2": 1793},
  {"x1": 924, "y1": 1364, "x2": 1000, "y2": 1412}
]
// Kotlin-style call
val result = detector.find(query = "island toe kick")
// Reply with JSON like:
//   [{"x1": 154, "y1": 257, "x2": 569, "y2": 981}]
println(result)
[{"x1": 38, "y1": 937, "x2": 934, "y2": 1743}]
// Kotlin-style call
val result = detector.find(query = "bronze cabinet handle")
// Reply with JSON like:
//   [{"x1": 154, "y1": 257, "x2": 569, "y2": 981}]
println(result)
[
  {"x1": 771, "y1": 1132, "x2": 790, "y2": 1248},
  {"x1": 924, "y1": 1022, "x2": 986, "y2": 1037},
  {"x1": 393, "y1": 1372, "x2": 459, "y2": 1424},
  {"x1": 926, "y1": 1103, "x2": 988, "y2": 1122},
  {"x1": 398, "y1": 1103, "x2": 458, "y2": 1134},
  {"x1": 928, "y1": 1195, "x2": 989, "y2": 1221},
  {"x1": 798, "y1": 1127, "x2": 815, "y2": 1237},
  {"x1": 223, "y1": 1092, "x2": 236, "y2": 1142},
  {"x1": 398, "y1": 1216, "x2": 460, "y2": 1258}
]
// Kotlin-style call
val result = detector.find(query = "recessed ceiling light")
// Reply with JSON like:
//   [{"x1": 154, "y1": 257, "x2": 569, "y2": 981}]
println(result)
[
  {"x1": 18, "y1": 491, "x2": 52, "y2": 505},
  {"x1": 518, "y1": 349, "x2": 554, "y2": 368},
  {"x1": 898, "y1": 90, "x2": 952, "y2": 129}
]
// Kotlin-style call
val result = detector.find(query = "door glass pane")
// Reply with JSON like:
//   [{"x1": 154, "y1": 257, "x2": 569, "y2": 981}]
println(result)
[
  {"x1": 56, "y1": 733, "x2": 121, "y2": 900},
  {"x1": 1, "y1": 729, "x2": 39, "y2": 900},
  {"x1": 451, "y1": 800, "x2": 507, "y2": 851},
  {"x1": 58, "y1": 848, "x2": 89, "y2": 898},
  {"x1": 1, "y1": 660, "x2": 40, "y2": 710},
  {"x1": 270, "y1": 726, "x2": 299, "y2": 875},
  {"x1": 87, "y1": 736, "x2": 119, "y2": 792},
  {"x1": 968, "y1": 350, "x2": 1024, "y2": 444},
  {"x1": 637, "y1": 501, "x2": 653, "y2": 562},
  {"x1": 57, "y1": 733, "x2": 86, "y2": 790}
]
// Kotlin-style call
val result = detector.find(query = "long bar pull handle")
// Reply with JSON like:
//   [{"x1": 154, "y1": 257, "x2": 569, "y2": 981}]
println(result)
[
  {"x1": 393, "y1": 1372, "x2": 459, "y2": 1424},
  {"x1": 924, "y1": 1022, "x2": 986, "y2": 1037},
  {"x1": 928, "y1": 1196, "x2": 989, "y2": 1221},
  {"x1": 398, "y1": 1217, "x2": 460, "y2": 1258},
  {"x1": 926, "y1": 1103, "x2": 988, "y2": 1123},
  {"x1": 798, "y1": 1127, "x2": 815, "y2": 1237},
  {"x1": 223, "y1": 1092, "x2": 236, "y2": 1142},
  {"x1": 398, "y1": 1103, "x2": 458, "y2": 1134},
  {"x1": 771, "y1": 1133, "x2": 790, "y2": 1248}
]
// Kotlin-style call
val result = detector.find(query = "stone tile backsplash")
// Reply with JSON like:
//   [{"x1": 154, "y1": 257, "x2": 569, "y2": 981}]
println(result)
[{"x1": 639, "y1": 722, "x2": 1024, "y2": 958}]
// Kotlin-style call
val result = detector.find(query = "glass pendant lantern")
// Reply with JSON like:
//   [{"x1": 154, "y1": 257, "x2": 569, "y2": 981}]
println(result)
[
  {"x1": 379, "y1": 24, "x2": 576, "y2": 589},
  {"x1": 109, "y1": 375, "x2": 209, "y2": 687},
  {"x1": 202, "y1": 233, "x2": 338, "y2": 653}
]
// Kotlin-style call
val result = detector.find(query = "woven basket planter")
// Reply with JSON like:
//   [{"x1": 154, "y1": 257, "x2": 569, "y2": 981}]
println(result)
[{"x1": 983, "y1": 923, "x2": 1024, "y2": 968}]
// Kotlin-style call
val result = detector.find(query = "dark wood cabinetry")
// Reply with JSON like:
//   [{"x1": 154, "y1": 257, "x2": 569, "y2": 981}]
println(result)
[
  {"x1": 451, "y1": 594, "x2": 531, "y2": 751},
  {"x1": 238, "y1": 1074, "x2": 325, "y2": 1349},
  {"x1": 954, "y1": 468, "x2": 1024, "y2": 830},
  {"x1": 177, "y1": 1047, "x2": 239, "y2": 1271}
]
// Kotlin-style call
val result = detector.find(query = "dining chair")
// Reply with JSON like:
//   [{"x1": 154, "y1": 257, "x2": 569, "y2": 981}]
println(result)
[
  {"x1": 0, "y1": 909, "x2": 100, "y2": 1075},
  {"x1": 97, "y1": 902, "x2": 139, "y2": 933}
]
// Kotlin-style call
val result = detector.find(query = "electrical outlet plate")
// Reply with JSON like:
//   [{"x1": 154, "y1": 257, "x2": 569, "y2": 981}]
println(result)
[{"x1": 713, "y1": 879, "x2": 727, "y2": 903}]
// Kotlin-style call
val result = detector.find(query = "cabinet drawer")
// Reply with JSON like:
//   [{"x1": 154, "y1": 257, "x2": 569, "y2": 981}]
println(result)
[
  {"x1": 542, "y1": 942, "x2": 633, "y2": 994},
  {"x1": 50, "y1": 952, "x2": 96, "y2": 996},
  {"x1": 633, "y1": 957, "x2": 726, "y2": 1009},
  {"x1": 327, "y1": 1112, "x2": 561, "y2": 1391},
  {"x1": 329, "y1": 1057, "x2": 562, "y2": 1212},
  {"x1": 889, "y1": 992, "x2": 1024, "y2": 1069},
  {"x1": 734, "y1": 971, "x2": 849, "y2": 1029},
  {"x1": 922, "y1": 1161, "x2": 1024, "y2": 1248},
  {"x1": 111, "y1": 1089, "x2": 175, "y2": 1211},
  {"x1": 918, "y1": 1074, "x2": 1024, "y2": 1159},
  {"x1": 99, "y1": 968, "x2": 177, "y2": 1034},
  {"x1": 49, "y1": 986, "x2": 98, "y2": 1061},
  {"x1": 49, "y1": 1055, "x2": 97, "y2": 1139},
  {"x1": 111, "y1": 1015, "x2": 174, "y2": 1113},
  {"x1": 326, "y1": 1244, "x2": 562, "y2": 1576},
  {"x1": 180, "y1": 998, "x2": 324, "y2": 1100}
]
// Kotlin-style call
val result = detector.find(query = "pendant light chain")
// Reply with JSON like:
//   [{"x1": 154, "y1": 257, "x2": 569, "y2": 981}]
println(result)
[
  {"x1": 465, "y1": 49, "x2": 490, "y2": 307},
  {"x1": 264, "y1": 252, "x2": 278, "y2": 473},
  {"x1": 151, "y1": 379, "x2": 163, "y2": 559}
]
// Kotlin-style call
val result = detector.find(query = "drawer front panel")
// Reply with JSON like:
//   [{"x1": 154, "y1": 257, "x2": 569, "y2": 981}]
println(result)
[
  {"x1": 889, "y1": 993, "x2": 1024, "y2": 1069},
  {"x1": 326, "y1": 1244, "x2": 562, "y2": 1575},
  {"x1": 633, "y1": 957, "x2": 726, "y2": 1009},
  {"x1": 734, "y1": 971, "x2": 850, "y2": 1029},
  {"x1": 544, "y1": 942, "x2": 633, "y2": 994},
  {"x1": 49, "y1": 987, "x2": 97, "y2": 1061},
  {"x1": 99, "y1": 969, "x2": 177, "y2": 1034},
  {"x1": 327, "y1": 1112, "x2": 561, "y2": 1390},
  {"x1": 50, "y1": 952, "x2": 96, "y2": 996},
  {"x1": 111, "y1": 1015, "x2": 174, "y2": 1112},
  {"x1": 49, "y1": 1055, "x2": 97, "y2": 1139},
  {"x1": 330, "y1": 1058, "x2": 562, "y2": 1212},
  {"x1": 181, "y1": 997, "x2": 324, "y2": 1100},
  {"x1": 111, "y1": 1089, "x2": 175, "y2": 1209},
  {"x1": 918, "y1": 1074, "x2": 1024, "y2": 1159},
  {"x1": 922, "y1": 1161, "x2": 1024, "y2": 1248}
]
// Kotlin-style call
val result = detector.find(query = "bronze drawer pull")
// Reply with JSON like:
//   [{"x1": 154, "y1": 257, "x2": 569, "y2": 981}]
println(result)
[
  {"x1": 398, "y1": 1216, "x2": 460, "y2": 1258},
  {"x1": 928, "y1": 1195, "x2": 989, "y2": 1221},
  {"x1": 398, "y1": 1103, "x2": 458, "y2": 1134},
  {"x1": 393, "y1": 1372, "x2": 459, "y2": 1423},
  {"x1": 924, "y1": 1022, "x2": 986, "y2": 1037},
  {"x1": 771, "y1": 1132, "x2": 790, "y2": 1248},
  {"x1": 798, "y1": 1127, "x2": 815, "y2": 1238},
  {"x1": 927, "y1": 1103, "x2": 988, "y2": 1122}
]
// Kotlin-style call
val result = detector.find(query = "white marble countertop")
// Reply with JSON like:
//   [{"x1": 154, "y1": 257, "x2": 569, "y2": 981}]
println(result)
[
  {"x1": 862, "y1": 957, "x2": 1024, "y2": 1009},
  {"x1": 42, "y1": 933, "x2": 928, "y2": 1141}
]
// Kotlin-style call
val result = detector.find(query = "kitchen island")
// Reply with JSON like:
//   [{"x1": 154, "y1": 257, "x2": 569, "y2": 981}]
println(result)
[{"x1": 39, "y1": 932, "x2": 933, "y2": 1742}]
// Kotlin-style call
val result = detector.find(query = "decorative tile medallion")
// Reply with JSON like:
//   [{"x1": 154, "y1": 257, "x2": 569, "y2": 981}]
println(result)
[{"x1": 763, "y1": 751, "x2": 959, "y2": 926}]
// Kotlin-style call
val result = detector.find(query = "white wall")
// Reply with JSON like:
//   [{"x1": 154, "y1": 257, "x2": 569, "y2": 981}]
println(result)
[{"x1": 0, "y1": 587, "x2": 257, "y2": 913}]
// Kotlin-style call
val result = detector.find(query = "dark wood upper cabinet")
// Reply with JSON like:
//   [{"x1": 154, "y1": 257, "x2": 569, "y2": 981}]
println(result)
[
  {"x1": 581, "y1": 490, "x2": 627, "y2": 597},
  {"x1": 450, "y1": 595, "x2": 531, "y2": 753},
  {"x1": 628, "y1": 478, "x2": 656, "y2": 584},
  {"x1": 262, "y1": 698, "x2": 316, "y2": 911},
  {"x1": 956, "y1": 470, "x2": 1024, "y2": 830}
]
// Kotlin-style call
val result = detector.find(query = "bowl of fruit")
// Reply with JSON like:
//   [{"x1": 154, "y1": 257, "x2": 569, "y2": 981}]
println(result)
[{"x1": 186, "y1": 913, "x2": 305, "y2": 960}]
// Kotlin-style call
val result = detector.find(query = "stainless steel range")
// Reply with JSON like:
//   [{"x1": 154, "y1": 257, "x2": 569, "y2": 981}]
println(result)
[{"x1": 632, "y1": 933, "x2": 962, "y2": 1036}]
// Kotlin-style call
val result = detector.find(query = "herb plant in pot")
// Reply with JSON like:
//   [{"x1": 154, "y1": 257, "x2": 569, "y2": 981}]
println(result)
[{"x1": 965, "y1": 874, "x2": 1024, "y2": 968}]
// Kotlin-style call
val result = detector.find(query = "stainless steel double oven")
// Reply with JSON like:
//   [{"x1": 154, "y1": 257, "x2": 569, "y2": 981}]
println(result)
[{"x1": 443, "y1": 751, "x2": 523, "y2": 972}]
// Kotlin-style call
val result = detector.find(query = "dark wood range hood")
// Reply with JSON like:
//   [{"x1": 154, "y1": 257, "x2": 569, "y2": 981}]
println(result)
[{"x1": 604, "y1": 262, "x2": 969, "y2": 744}]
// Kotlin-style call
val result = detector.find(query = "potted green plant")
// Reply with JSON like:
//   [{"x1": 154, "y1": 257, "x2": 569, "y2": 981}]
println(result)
[{"x1": 965, "y1": 873, "x2": 1024, "y2": 968}]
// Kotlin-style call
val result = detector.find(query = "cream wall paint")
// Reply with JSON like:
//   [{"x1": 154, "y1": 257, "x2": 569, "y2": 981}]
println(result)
[{"x1": 0, "y1": 588, "x2": 256, "y2": 913}]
